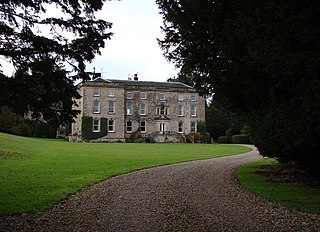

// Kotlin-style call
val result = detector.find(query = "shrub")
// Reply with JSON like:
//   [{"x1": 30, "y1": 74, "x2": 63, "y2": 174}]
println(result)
[
  {"x1": 11, "y1": 120, "x2": 32, "y2": 137},
  {"x1": 81, "y1": 116, "x2": 108, "y2": 140},
  {"x1": 0, "y1": 106, "x2": 18, "y2": 132},
  {"x1": 217, "y1": 136, "x2": 231, "y2": 144},
  {"x1": 231, "y1": 134, "x2": 251, "y2": 144}
]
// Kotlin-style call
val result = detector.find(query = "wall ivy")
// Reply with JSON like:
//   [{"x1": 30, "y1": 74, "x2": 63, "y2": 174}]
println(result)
[{"x1": 81, "y1": 116, "x2": 108, "y2": 140}]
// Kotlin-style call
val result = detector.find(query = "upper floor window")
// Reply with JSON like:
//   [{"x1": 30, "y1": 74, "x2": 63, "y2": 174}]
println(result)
[
  {"x1": 93, "y1": 88, "x2": 100, "y2": 96},
  {"x1": 178, "y1": 94, "x2": 184, "y2": 101},
  {"x1": 140, "y1": 103, "x2": 146, "y2": 115},
  {"x1": 191, "y1": 105, "x2": 197, "y2": 116},
  {"x1": 127, "y1": 92, "x2": 132, "y2": 99},
  {"x1": 191, "y1": 121, "x2": 197, "y2": 132},
  {"x1": 190, "y1": 95, "x2": 197, "y2": 101},
  {"x1": 108, "y1": 101, "x2": 115, "y2": 113},
  {"x1": 126, "y1": 121, "x2": 132, "y2": 133},
  {"x1": 93, "y1": 100, "x2": 100, "y2": 113},
  {"x1": 140, "y1": 92, "x2": 146, "y2": 99},
  {"x1": 126, "y1": 102, "x2": 133, "y2": 115},
  {"x1": 140, "y1": 121, "x2": 146, "y2": 133},
  {"x1": 160, "y1": 93, "x2": 165, "y2": 101},
  {"x1": 93, "y1": 118, "x2": 100, "y2": 132},
  {"x1": 108, "y1": 90, "x2": 115, "y2": 97},
  {"x1": 178, "y1": 104, "x2": 184, "y2": 116},
  {"x1": 108, "y1": 119, "x2": 115, "y2": 132},
  {"x1": 156, "y1": 105, "x2": 169, "y2": 116}
]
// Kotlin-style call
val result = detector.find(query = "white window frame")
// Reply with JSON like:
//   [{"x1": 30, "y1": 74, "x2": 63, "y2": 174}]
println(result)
[
  {"x1": 191, "y1": 122, "x2": 197, "y2": 132},
  {"x1": 190, "y1": 95, "x2": 197, "y2": 102},
  {"x1": 178, "y1": 94, "x2": 184, "y2": 101},
  {"x1": 93, "y1": 118, "x2": 100, "y2": 132},
  {"x1": 191, "y1": 105, "x2": 197, "y2": 116},
  {"x1": 178, "y1": 121, "x2": 184, "y2": 133},
  {"x1": 108, "y1": 119, "x2": 115, "y2": 132},
  {"x1": 93, "y1": 88, "x2": 100, "y2": 96},
  {"x1": 140, "y1": 103, "x2": 146, "y2": 115},
  {"x1": 108, "y1": 101, "x2": 115, "y2": 113},
  {"x1": 159, "y1": 123, "x2": 166, "y2": 132},
  {"x1": 178, "y1": 104, "x2": 184, "y2": 116},
  {"x1": 140, "y1": 121, "x2": 146, "y2": 133},
  {"x1": 108, "y1": 90, "x2": 115, "y2": 97},
  {"x1": 127, "y1": 102, "x2": 133, "y2": 115},
  {"x1": 127, "y1": 92, "x2": 132, "y2": 99},
  {"x1": 140, "y1": 92, "x2": 146, "y2": 99},
  {"x1": 93, "y1": 100, "x2": 100, "y2": 114},
  {"x1": 160, "y1": 93, "x2": 165, "y2": 101},
  {"x1": 126, "y1": 121, "x2": 132, "y2": 133}
]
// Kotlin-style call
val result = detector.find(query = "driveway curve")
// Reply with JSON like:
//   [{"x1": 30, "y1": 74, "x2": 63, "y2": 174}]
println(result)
[{"x1": 1, "y1": 147, "x2": 320, "y2": 232}]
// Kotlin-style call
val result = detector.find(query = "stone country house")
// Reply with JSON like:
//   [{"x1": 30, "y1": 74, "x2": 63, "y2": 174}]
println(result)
[{"x1": 70, "y1": 75, "x2": 205, "y2": 142}]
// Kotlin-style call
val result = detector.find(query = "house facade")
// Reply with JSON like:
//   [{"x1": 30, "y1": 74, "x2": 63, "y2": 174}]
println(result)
[{"x1": 71, "y1": 76, "x2": 205, "y2": 142}]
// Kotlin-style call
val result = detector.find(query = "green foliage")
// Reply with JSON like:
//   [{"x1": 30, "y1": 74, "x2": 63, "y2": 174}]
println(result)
[
  {"x1": 237, "y1": 158, "x2": 320, "y2": 213},
  {"x1": 0, "y1": 0, "x2": 112, "y2": 124},
  {"x1": 81, "y1": 116, "x2": 108, "y2": 140},
  {"x1": 11, "y1": 120, "x2": 32, "y2": 137},
  {"x1": 0, "y1": 106, "x2": 18, "y2": 132},
  {"x1": 231, "y1": 134, "x2": 250, "y2": 144},
  {"x1": 0, "y1": 132, "x2": 251, "y2": 215},
  {"x1": 217, "y1": 136, "x2": 231, "y2": 144},
  {"x1": 156, "y1": 0, "x2": 320, "y2": 171}
]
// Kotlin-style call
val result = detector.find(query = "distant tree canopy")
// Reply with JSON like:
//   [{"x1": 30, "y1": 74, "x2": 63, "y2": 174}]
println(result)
[
  {"x1": 156, "y1": 0, "x2": 320, "y2": 171},
  {"x1": 0, "y1": 0, "x2": 112, "y2": 125}
]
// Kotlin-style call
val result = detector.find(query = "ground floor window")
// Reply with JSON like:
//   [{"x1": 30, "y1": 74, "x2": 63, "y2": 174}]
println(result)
[
  {"x1": 108, "y1": 119, "x2": 115, "y2": 132},
  {"x1": 178, "y1": 121, "x2": 184, "y2": 133},
  {"x1": 140, "y1": 121, "x2": 146, "y2": 133},
  {"x1": 93, "y1": 118, "x2": 100, "y2": 132},
  {"x1": 126, "y1": 121, "x2": 132, "y2": 133},
  {"x1": 191, "y1": 122, "x2": 197, "y2": 132}
]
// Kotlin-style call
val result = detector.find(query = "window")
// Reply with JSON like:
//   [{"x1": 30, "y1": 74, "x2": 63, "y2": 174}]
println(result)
[
  {"x1": 127, "y1": 92, "x2": 132, "y2": 99},
  {"x1": 178, "y1": 104, "x2": 184, "y2": 116},
  {"x1": 191, "y1": 122, "x2": 197, "y2": 132},
  {"x1": 140, "y1": 92, "x2": 146, "y2": 99},
  {"x1": 126, "y1": 121, "x2": 132, "y2": 133},
  {"x1": 178, "y1": 94, "x2": 184, "y2": 101},
  {"x1": 140, "y1": 103, "x2": 146, "y2": 115},
  {"x1": 159, "y1": 123, "x2": 166, "y2": 132},
  {"x1": 108, "y1": 101, "x2": 115, "y2": 113},
  {"x1": 140, "y1": 121, "x2": 146, "y2": 133},
  {"x1": 108, "y1": 90, "x2": 115, "y2": 97},
  {"x1": 156, "y1": 105, "x2": 169, "y2": 116},
  {"x1": 93, "y1": 118, "x2": 100, "y2": 132},
  {"x1": 93, "y1": 88, "x2": 100, "y2": 96},
  {"x1": 126, "y1": 102, "x2": 133, "y2": 115},
  {"x1": 160, "y1": 93, "x2": 165, "y2": 101},
  {"x1": 190, "y1": 95, "x2": 197, "y2": 101},
  {"x1": 108, "y1": 119, "x2": 115, "y2": 132},
  {"x1": 93, "y1": 100, "x2": 100, "y2": 113},
  {"x1": 178, "y1": 121, "x2": 184, "y2": 133},
  {"x1": 191, "y1": 105, "x2": 197, "y2": 116}
]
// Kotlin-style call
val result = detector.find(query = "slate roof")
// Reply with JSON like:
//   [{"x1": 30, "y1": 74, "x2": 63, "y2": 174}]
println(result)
[{"x1": 89, "y1": 78, "x2": 193, "y2": 89}]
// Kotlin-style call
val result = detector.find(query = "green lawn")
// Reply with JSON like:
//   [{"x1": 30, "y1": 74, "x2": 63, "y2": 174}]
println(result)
[
  {"x1": 0, "y1": 132, "x2": 251, "y2": 216},
  {"x1": 237, "y1": 158, "x2": 320, "y2": 213}
]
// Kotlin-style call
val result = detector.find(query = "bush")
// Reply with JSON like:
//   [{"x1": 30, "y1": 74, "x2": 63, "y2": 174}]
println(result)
[
  {"x1": 217, "y1": 136, "x2": 231, "y2": 144},
  {"x1": 11, "y1": 121, "x2": 32, "y2": 137},
  {"x1": 231, "y1": 134, "x2": 251, "y2": 144},
  {"x1": 0, "y1": 106, "x2": 18, "y2": 132},
  {"x1": 81, "y1": 116, "x2": 108, "y2": 140}
]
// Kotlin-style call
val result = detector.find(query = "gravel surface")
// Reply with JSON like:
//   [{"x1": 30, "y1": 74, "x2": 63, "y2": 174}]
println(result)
[{"x1": 1, "y1": 146, "x2": 320, "y2": 232}]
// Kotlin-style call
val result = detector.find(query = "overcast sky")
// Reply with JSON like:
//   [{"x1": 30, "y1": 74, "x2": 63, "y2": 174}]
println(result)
[
  {"x1": 0, "y1": 0, "x2": 178, "y2": 82},
  {"x1": 87, "y1": 0, "x2": 178, "y2": 82}
]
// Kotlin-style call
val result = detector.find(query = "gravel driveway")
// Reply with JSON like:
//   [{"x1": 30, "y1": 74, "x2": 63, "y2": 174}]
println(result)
[{"x1": 1, "y1": 147, "x2": 320, "y2": 232}]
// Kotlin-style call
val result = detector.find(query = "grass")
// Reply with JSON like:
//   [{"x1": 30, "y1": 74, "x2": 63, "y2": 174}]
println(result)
[
  {"x1": 0, "y1": 132, "x2": 251, "y2": 216},
  {"x1": 236, "y1": 158, "x2": 320, "y2": 213}
]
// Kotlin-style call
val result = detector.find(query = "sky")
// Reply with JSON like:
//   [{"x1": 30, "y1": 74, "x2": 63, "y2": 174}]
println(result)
[
  {"x1": 0, "y1": 0, "x2": 179, "y2": 82},
  {"x1": 86, "y1": 0, "x2": 178, "y2": 82}
]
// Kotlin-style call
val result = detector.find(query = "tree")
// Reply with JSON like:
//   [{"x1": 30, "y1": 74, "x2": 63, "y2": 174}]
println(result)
[
  {"x1": 0, "y1": 0, "x2": 112, "y2": 124},
  {"x1": 156, "y1": 0, "x2": 320, "y2": 171}
]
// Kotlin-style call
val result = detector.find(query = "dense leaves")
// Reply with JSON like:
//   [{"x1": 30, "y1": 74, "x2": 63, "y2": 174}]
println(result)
[
  {"x1": 157, "y1": 0, "x2": 320, "y2": 171},
  {"x1": 0, "y1": 0, "x2": 112, "y2": 125}
]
